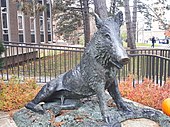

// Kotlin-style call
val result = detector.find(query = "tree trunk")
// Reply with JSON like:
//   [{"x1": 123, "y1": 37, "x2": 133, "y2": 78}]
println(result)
[
  {"x1": 80, "y1": 0, "x2": 90, "y2": 47},
  {"x1": 124, "y1": 0, "x2": 136, "y2": 49},
  {"x1": 93, "y1": 0, "x2": 108, "y2": 19},
  {"x1": 132, "y1": 0, "x2": 137, "y2": 43}
]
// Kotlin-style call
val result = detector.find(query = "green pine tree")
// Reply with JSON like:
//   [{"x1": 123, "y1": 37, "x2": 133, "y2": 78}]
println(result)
[{"x1": 53, "y1": 0, "x2": 83, "y2": 43}]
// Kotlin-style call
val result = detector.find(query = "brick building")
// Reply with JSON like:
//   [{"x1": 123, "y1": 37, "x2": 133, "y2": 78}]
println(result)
[{"x1": 0, "y1": 0, "x2": 53, "y2": 44}]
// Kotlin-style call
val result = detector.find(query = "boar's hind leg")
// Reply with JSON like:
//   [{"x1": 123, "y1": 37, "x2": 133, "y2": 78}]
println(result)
[
  {"x1": 108, "y1": 79, "x2": 130, "y2": 112},
  {"x1": 25, "y1": 82, "x2": 57, "y2": 114}
]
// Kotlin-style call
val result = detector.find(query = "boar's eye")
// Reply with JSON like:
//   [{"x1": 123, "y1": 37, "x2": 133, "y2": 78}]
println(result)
[{"x1": 105, "y1": 34, "x2": 111, "y2": 40}]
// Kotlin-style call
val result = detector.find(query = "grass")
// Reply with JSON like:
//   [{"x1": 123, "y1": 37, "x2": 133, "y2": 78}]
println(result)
[
  {"x1": 123, "y1": 41, "x2": 162, "y2": 48},
  {"x1": 2, "y1": 51, "x2": 82, "y2": 79},
  {"x1": 136, "y1": 42, "x2": 160, "y2": 47}
]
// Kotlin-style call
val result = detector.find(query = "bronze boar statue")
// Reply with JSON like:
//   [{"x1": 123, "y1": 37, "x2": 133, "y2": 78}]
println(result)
[{"x1": 25, "y1": 11, "x2": 130, "y2": 123}]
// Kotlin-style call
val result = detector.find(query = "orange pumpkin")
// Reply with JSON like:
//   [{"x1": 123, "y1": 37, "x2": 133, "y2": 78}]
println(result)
[{"x1": 162, "y1": 98, "x2": 170, "y2": 116}]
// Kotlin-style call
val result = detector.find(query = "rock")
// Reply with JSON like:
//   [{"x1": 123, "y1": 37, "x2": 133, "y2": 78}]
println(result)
[
  {"x1": 13, "y1": 108, "x2": 56, "y2": 127},
  {"x1": 13, "y1": 96, "x2": 170, "y2": 127}
]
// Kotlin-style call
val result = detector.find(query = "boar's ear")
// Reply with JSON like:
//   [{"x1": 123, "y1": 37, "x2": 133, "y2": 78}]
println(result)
[
  {"x1": 94, "y1": 13, "x2": 103, "y2": 29},
  {"x1": 114, "y1": 11, "x2": 123, "y2": 27}
]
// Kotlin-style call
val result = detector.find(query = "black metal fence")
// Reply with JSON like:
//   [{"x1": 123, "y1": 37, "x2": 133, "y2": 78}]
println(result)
[
  {"x1": 118, "y1": 54, "x2": 170, "y2": 86},
  {"x1": 0, "y1": 42, "x2": 170, "y2": 85},
  {"x1": 1, "y1": 42, "x2": 84, "y2": 82}
]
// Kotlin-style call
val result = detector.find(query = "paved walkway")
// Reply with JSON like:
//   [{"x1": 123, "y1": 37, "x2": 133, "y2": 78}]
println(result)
[{"x1": 0, "y1": 111, "x2": 17, "y2": 127}]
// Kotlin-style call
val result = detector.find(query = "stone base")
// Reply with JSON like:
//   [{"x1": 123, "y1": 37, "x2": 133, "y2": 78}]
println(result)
[
  {"x1": 122, "y1": 118, "x2": 159, "y2": 127},
  {"x1": 13, "y1": 95, "x2": 170, "y2": 127}
]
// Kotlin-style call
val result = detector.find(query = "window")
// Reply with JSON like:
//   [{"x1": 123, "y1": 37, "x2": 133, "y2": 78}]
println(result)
[
  {"x1": 2, "y1": 13, "x2": 8, "y2": 28},
  {"x1": 19, "y1": 35, "x2": 24, "y2": 42},
  {"x1": 30, "y1": 17, "x2": 34, "y2": 32},
  {"x1": 1, "y1": 0, "x2": 7, "y2": 7},
  {"x1": 48, "y1": 32, "x2": 51, "y2": 41},
  {"x1": 3, "y1": 30, "x2": 8, "y2": 34},
  {"x1": 3, "y1": 35, "x2": 8, "y2": 41},
  {"x1": 30, "y1": 17, "x2": 35, "y2": 43},
  {"x1": 38, "y1": 0, "x2": 43, "y2": 16},
  {"x1": 41, "y1": 34, "x2": 44, "y2": 42},
  {"x1": 40, "y1": 16, "x2": 44, "y2": 42},
  {"x1": 31, "y1": 34, "x2": 35, "y2": 43},
  {"x1": 40, "y1": 16, "x2": 43, "y2": 31},
  {"x1": 47, "y1": 19, "x2": 51, "y2": 31},
  {"x1": 18, "y1": 16, "x2": 23, "y2": 30},
  {"x1": 38, "y1": 0, "x2": 42, "y2": 4},
  {"x1": 46, "y1": 4, "x2": 50, "y2": 18},
  {"x1": 17, "y1": 11, "x2": 24, "y2": 42},
  {"x1": 1, "y1": 8, "x2": 7, "y2": 12},
  {"x1": 1, "y1": 0, "x2": 9, "y2": 41}
]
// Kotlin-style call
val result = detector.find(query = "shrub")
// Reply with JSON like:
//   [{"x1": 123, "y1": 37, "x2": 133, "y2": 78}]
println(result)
[
  {"x1": 119, "y1": 75, "x2": 170, "y2": 110},
  {"x1": 0, "y1": 76, "x2": 41, "y2": 111}
]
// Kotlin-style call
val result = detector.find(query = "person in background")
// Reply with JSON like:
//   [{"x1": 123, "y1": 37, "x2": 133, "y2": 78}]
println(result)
[{"x1": 151, "y1": 36, "x2": 156, "y2": 48}]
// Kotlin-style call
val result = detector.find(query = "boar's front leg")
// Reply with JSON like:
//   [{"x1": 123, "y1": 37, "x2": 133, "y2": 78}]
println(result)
[
  {"x1": 107, "y1": 79, "x2": 130, "y2": 112},
  {"x1": 91, "y1": 82, "x2": 110, "y2": 122}
]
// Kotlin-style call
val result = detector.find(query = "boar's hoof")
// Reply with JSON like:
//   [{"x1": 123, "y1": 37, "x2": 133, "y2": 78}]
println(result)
[
  {"x1": 118, "y1": 101, "x2": 132, "y2": 113},
  {"x1": 104, "y1": 115, "x2": 121, "y2": 127},
  {"x1": 25, "y1": 102, "x2": 45, "y2": 114}
]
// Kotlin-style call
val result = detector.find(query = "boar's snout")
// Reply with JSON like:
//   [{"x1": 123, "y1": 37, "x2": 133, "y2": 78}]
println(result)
[
  {"x1": 111, "y1": 39, "x2": 130, "y2": 68},
  {"x1": 116, "y1": 45, "x2": 130, "y2": 66},
  {"x1": 118, "y1": 57, "x2": 130, "y2": 65}
]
